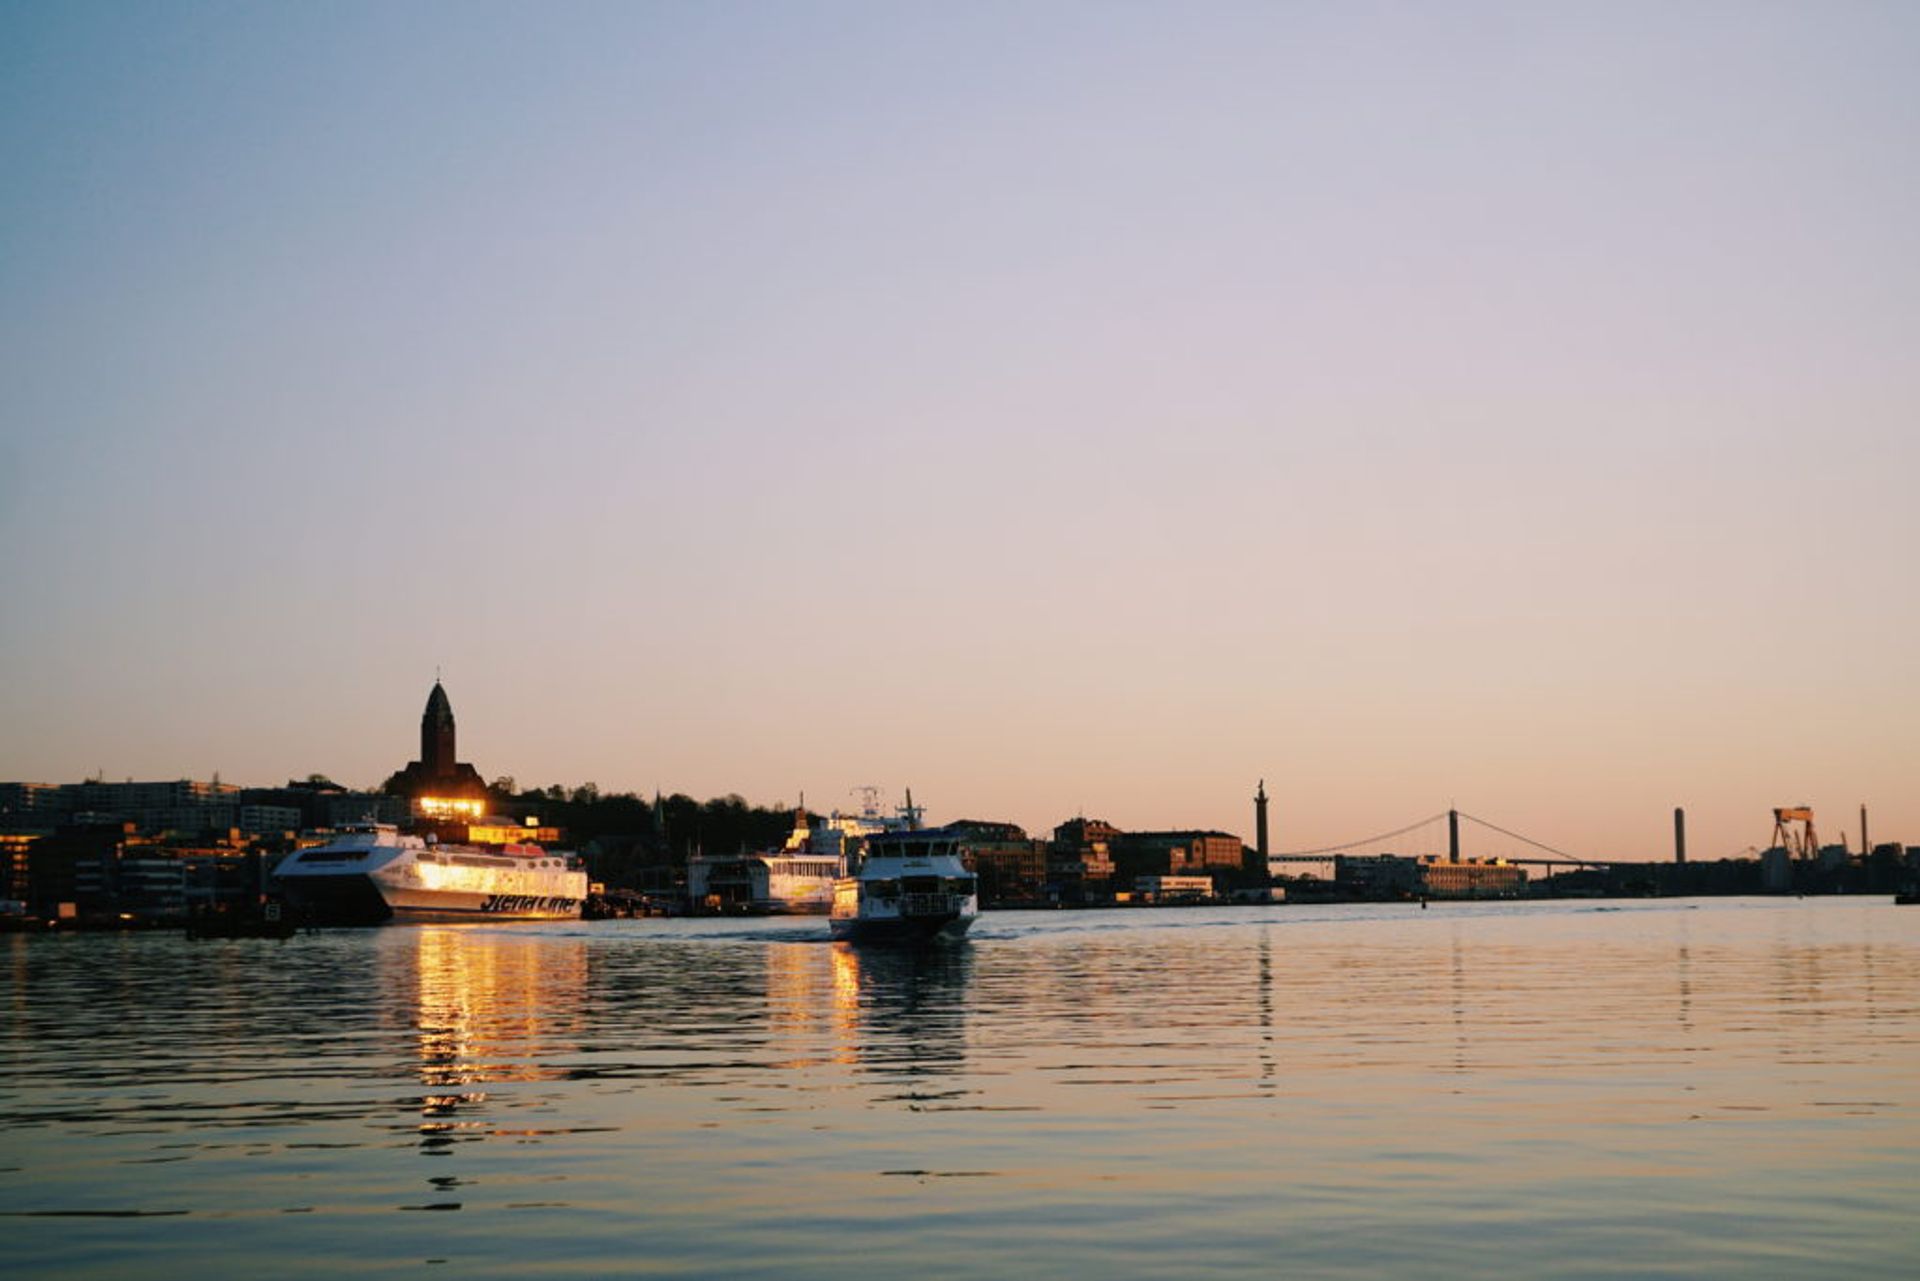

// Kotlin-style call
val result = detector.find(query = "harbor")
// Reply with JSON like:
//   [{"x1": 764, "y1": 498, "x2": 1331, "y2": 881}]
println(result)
[
  {"x1": 5, "y1": 897, "x2": 1917, "y2": 1278},
  {"x1": 4, "y1": 683, "x2": 1916, "y2": 934}
]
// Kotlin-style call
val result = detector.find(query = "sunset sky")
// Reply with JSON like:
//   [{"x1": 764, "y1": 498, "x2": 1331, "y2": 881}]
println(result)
[{"x1": 2, "y1": 3, "x2": 1915, "y2": 862}]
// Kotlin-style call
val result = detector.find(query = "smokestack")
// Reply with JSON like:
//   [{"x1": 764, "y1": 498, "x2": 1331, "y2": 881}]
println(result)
[
  {"x1": 1448, "y1": 809, "x2": 1460, "y2": 863},
  {"x1": 1674, "y1": 807, "x2": 1686, "y2": 865},
  {"x1": 1860, "y1": 804, "x2": 1869, "y2": 858}
]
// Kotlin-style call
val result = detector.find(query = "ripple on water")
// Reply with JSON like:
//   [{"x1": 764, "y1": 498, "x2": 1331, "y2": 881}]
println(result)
[{"x1": 3, "y1": 901, "x2": 1918, "y2": 1278}]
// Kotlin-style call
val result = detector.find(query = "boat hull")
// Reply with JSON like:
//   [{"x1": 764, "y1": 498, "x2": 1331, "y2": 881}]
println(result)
[
  {"x1": 277, "y1": 872, "x2": 393, "y2": 925},
  {"x1": 278, "y1": 871, "x2": 584, "y2": 925},
  {"x1": 829, "y1": 912, "x2": 974, "y2": 945}
]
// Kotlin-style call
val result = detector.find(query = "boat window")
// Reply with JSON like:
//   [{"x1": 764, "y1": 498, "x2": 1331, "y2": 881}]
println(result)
[
  {"x1": 902, "y1": 876, "x2": 940, "y2": 894},
  {"x1": 299, "y1": 849, "x2": 368, "y2": 863},
  {"x1": 867, "y1": 879, "x2": 900, "y2": 898},
  {"x1": 946, "y1": 877, "x2": 976, "y2": 894}
]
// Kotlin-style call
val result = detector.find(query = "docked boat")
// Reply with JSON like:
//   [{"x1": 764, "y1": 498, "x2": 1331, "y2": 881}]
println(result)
[
  {"x1": 830, "y1": 824, "x2": 978, "y2": 944},
  {"x1": 687, "y1": 811, "x2": 842, "y2": 914},
  {"x1": 273, "y1": 822, "x2": 586, "y2": 924},
  {"x1": 686, "y1": 795, "x2": 922, "y2": 914}
]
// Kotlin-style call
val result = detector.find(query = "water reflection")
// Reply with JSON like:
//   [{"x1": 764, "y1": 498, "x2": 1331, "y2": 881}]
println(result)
[
  {"x1": 766, "y1": 939, "x2": 839, "y2": 1068},
  {"x1": 385, "y1": 928, "x2": 589, "y2": 1162},
  {"x1": 404, "y1": 927, "x2": 588, "y2": 1086},
  {"x1": 2, "y1": 903, "x2": 1917, "y2": 1279},
  {"x1": 831, "y1": 942, "x2": 973, "y2": 1082}
]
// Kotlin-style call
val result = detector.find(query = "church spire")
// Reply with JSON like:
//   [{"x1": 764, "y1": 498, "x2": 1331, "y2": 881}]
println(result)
[{"x1": 421, "y1": 680, "x2": 456, "y2": 775}]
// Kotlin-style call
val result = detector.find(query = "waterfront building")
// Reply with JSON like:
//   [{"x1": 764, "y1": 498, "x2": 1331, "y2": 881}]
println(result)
[
  {"x1": 1333, "y1": 853, "x2": 1527, "y2": 899},
  {"x1": 1133, "y1": 874, "x2": 1215, "y2": 903},
  {"x1": 0, "y1": 778, "x2": 309, "y2": 838},
  {"x1": 0, "y1": 782, "x2": 62, "y2": 821},
  {"x1": 1113, "y1": 830, "x2": 1246, "y2": 881},
  {"x1": 75, "y1": 849, "x2": 187, "y2": 919},
  {"x1": 1049, "y1": 817, "x2": 1120, "y2": 903},
  {"x1": 0, "y1": 778, "x2": 245, "y2": 834},
  {"x1": 946, "y1": 820, "x2": 1047, "y2": 907},
  {"x1": 237, "y1": 805, "x2": 302, "y2": 835},
  {"x1": 65, "y1": 778, "x2": 241, "y2": 815},
  {"x1": 1416, "y1": 856, "x2": 1526, "y2": 899},
  {"x1": 387, "y1": 680, "x2": 489, "y2": 813},
  {"x1": 1, "y1": 831, "x2": 40, "y2": 904},
  {"x1": 464, "y1": 817, "x2": 562, "y2": 846},
  {"x1": 23, "y1": 823, "x2": 151, "y2": 917},
  {"x1": 1334, "y1": 854, "x2": 1423, "y2": 896},
  {"x1": 241, "y1": 780, "x2": 408, "y2": 831}
]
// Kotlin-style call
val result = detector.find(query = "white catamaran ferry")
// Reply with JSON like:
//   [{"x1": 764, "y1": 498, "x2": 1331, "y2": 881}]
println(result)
[
  {"x1": 830, "y1": 824, "x2": 978, "y2": 944},
  {"x1": 273, "y1": 823, "x2": 586, "y2": 924}
]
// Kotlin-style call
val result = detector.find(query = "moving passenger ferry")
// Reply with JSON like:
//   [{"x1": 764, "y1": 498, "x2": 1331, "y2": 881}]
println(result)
[{"x1": 830, "y1": 825, "x2": 978, "y2": 944}]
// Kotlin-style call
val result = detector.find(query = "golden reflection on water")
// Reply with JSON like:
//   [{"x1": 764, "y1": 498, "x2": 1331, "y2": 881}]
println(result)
[
  {"x1": 762, "y1": 939, "x2": 844, "y2": 1068},
  {"x1": 404, "y1": 926, "x2": 587, "y2": 1087},
  {"x1": 391, "y1": 927, "x2": 589, "y2": 1155},
  {"x1": 5, "y1": 902, "x2": 1916, "y2": 1279},
  {"x1": 828, "y1": 941, "x2": 862, "y2": 1064}
]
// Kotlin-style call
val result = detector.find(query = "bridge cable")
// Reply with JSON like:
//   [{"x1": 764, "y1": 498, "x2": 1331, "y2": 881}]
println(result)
[
  {"x1": 1454, "y1": 811, "x2": 1594, "y2": 865},
  {"x1": 1274, "y1": 812, "x2": 1451, "y2": 859}
]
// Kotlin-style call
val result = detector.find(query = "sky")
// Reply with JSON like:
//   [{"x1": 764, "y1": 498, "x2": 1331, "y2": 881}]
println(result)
[{"x1": 2, "y1": 1, "x2": 1915, "y2": 862}]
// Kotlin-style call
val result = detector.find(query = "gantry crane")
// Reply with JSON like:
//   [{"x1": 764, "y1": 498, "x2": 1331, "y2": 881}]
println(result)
[{"x1": 1771, "y1": 807, "x2": 1819, "y2": 860}]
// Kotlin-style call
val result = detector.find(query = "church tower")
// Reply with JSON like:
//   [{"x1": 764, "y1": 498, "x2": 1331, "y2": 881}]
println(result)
[
  {"x1": 390, "y1": 678, "x2": 488, "y2": 805},
  {"x1": 421, "y1": 681, "x2": 457, "y2": 775}
]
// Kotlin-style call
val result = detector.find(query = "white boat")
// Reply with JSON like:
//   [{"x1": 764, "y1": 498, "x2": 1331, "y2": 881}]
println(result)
[
  {"x1": 688, "y1": 809, "x2": 841, "y2": 913},
  {"x1": 273, "y1": 822, "x2": 586, "y2": 924},
  {"x1": 686, "y1": 796, "x2": 921, "y2": 914},
  {"x1": 830, "y1": 824, "x2": 978, "y2": 944}
]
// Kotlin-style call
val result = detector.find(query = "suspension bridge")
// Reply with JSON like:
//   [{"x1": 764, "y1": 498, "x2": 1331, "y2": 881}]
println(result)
[{"x1": 1265, "y1": 808, "x2": 1641, "y2": 871}]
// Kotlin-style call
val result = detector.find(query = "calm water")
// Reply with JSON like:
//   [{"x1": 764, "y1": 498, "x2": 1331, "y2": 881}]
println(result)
[{"x1": 4, "y1": 899, "x2": 1916, "y2": 1278}]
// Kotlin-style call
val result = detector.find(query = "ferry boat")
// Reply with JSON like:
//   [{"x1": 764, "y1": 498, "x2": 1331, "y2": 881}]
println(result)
[
  {"x1": 273, "y1": 823, "x2": 586, "y2": 924},
  {"x1": 686, "y1": 795, "x2": 921, "y2": 914},
  {"x1": 830, "y1": 824, "x2": 978, "y2": 944}
]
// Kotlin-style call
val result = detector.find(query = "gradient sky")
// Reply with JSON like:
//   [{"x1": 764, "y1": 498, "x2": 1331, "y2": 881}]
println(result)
[{"x1": 2, "y1": 2, "x2": 1915, "y2": 862}]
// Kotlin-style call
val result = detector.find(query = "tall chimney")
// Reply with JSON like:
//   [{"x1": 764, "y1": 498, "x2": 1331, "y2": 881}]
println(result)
[
  {"x1": 1860, "y1": 804, "x2": 1869, "y2": 858},
  {"x1": 1674, "y1": 807, "x2": 1686, "y2": 864},
  {"x1": 1448, "y1": 808, "x2": 1460, "y2": 863}
]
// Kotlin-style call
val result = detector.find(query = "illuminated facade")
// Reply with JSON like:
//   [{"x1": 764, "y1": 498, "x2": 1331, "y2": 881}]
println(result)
[
  {"x1": 389, "y1": 681, "x2": 489, "y2": 808},
  {"x1": 1133, "y1": 874, "x2": 1215, "y2": 902},
  {"x1": 1333, "y1": 853, "x2": 1527, "y2": 899},
  {"x1": 1416, "y1": 857, "x2": 1526, "y2": 898}
]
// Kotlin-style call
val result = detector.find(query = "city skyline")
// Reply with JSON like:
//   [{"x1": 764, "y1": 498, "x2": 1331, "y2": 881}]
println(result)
[
  {"x1": 3, "y1": 4, "x2": 1916, "y2": 863},
  {"x1": 2, "y1": 672, "x2": 1904, "y2": 867}
]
